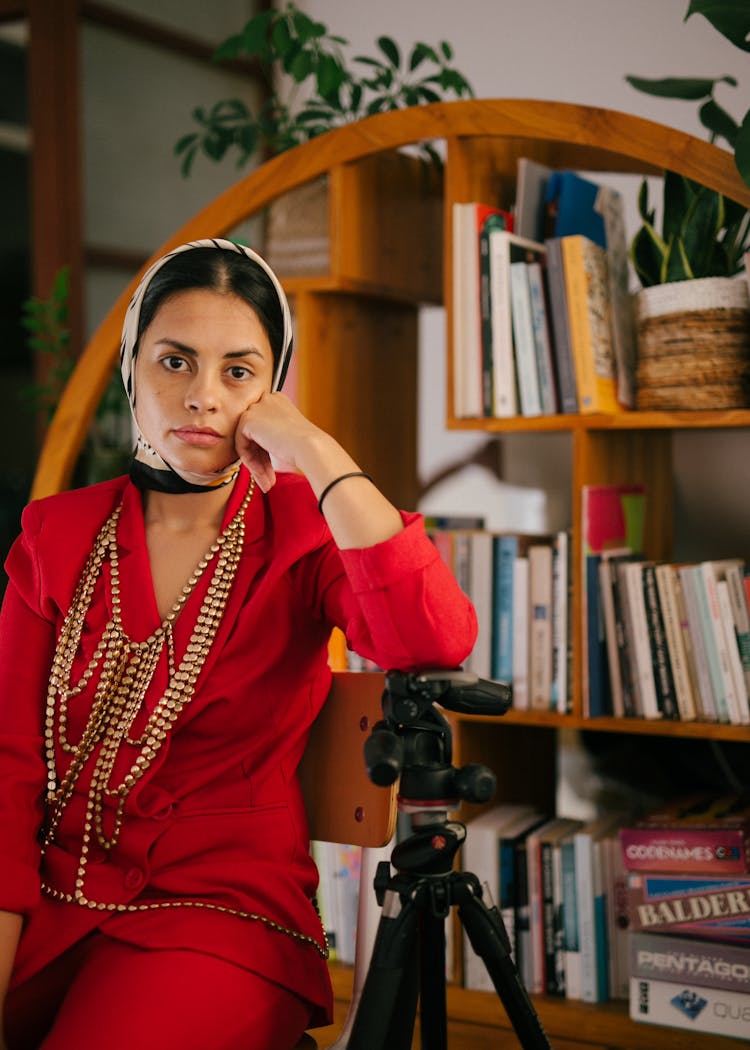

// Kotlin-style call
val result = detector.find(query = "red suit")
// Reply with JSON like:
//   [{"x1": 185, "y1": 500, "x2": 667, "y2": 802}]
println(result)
[{"x1": 0, "y1": 468, "x2": 476, "y2": 1026}]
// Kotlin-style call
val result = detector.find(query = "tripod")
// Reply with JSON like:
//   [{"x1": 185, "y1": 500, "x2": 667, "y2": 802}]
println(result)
[{"x1": 346, "y1": 670, "x2": 552, "y2": 1050}]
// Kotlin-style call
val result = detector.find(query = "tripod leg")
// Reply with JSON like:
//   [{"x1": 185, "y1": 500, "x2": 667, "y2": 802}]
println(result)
[
  {"x1": 455, "y1": 878, "x2": 552, "y2": 1050},
  {"x1": 418, "y1": 910, "x2": 448, "y2": 1050},
  {"x1": 347, "y1": 882, "x2": 420, "y2": 1050}
]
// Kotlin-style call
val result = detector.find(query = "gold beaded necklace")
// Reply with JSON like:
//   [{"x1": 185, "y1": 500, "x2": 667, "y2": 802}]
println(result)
[{"x1": 39, "y1": 481, "x2": 326, "y2": 958}]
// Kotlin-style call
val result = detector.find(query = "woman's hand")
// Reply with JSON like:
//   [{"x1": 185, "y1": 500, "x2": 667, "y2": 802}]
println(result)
[{"x1": 234, "y1": 393, "x2": 325, "y2": 493}]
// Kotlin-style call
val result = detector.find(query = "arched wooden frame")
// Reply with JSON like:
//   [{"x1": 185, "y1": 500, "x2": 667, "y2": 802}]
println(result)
[{"x1": 31, "y1": 98, "x2": 750, "y2": 500}]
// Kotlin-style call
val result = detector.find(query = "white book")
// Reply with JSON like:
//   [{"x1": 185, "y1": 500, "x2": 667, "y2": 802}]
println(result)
[
  {"x1": 510, "y1": 261, "x2": 542, "y2": 416},
  {"x1": 528, "y1": 543, "x2": 553, "y2": 710},
  {"x1": 452, "y1": 203, "x2": 482, "y2": 418},
  {"x1": 511, "y1": 555, "x2": 530, "y2": 710},
  {"x1": 678, "y1": 564, "x2": 718, "y2": 721},
  {"x1": 526, "y1": 259, "x2": 558, "y2": 414},
  {"x1": 699, "y1": 560, "x2": 743, "y2": 723},
  {"x1": 725, "y1": 559, "x2": 750, "y2": 696},
  {"x1": 630, "y1": 977, "x2": 750, "y2": 1040},
  {"x1": 621, "y1": 561, "x2": 660, "y2": 719},
  {"x1": 717, "y1": 579, "x2": 750, "y2": 724}
]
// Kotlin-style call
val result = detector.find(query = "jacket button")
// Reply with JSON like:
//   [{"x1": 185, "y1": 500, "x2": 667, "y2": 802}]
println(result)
[{"x1": 124, "y1": 868, "x2": 145, "y2": 891}]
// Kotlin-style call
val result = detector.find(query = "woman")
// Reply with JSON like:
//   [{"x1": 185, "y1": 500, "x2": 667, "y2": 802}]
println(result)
[{"x1": 0, "y1": 239, "x2": 477, "y2": 1049}]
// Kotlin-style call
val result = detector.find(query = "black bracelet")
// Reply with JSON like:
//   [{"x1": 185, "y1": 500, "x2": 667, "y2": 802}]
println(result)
[{"x1": 317, "y1": 471, "x2": 374, "y2": 514}]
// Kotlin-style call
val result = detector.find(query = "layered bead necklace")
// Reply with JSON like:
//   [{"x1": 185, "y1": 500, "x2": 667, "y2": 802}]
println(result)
[{"x1": 39, "y1": 481, "x2": 328, "y2": 957}]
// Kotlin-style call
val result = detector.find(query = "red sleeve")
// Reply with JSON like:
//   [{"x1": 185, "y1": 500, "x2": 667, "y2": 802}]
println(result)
[
  {"x1": 0, "y1": 504, "x2": 53, "y2": 913},
  {"x1": 322, "y1": 512, "x2": 478, "y2": 672}
]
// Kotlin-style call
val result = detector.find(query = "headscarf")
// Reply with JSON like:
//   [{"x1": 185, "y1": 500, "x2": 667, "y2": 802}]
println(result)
[{"x1": 119, "y1": 238, "x2": 293, "y2": 494}]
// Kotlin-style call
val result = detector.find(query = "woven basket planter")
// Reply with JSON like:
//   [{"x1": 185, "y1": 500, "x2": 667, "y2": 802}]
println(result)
[{"x1": 635, "y1": 276, "x2": 750, "y2": 410}]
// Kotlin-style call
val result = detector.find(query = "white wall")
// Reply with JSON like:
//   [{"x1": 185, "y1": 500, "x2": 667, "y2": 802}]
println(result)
[{"x1": 299, "y1": 0, "x2": 750, "y2": 558}]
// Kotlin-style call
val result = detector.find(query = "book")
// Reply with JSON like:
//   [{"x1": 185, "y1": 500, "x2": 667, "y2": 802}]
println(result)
[
  {"x1": 628, "y1": 871, "x2": 750, "y2": 942},
  {"x1": 630, "y1": 930, "x2": 750, "y2": 995},
  {"x1": 594, "y1": 182, "x2": 636, "y2": 409},
  {"x1": 602, "y1": 829, "x2": 630, "y2": 1000},
  {"x1": 544, "y1": 236, "x2": 579, "y2": 414},
  {"x1": 654, "y1": 563, "x2": 698, "y2": 721},
  {"x1": 466, "y1": 530, "x2": 493, "y2": 679},
  {"x1": 560, "y1": 826, "x2": 581, "y2": 999},
  {"x1": 724, "y1": 559, "x2": 750, "y2": 699},
  {"x1": 491, "y1": 532, "x2": 544, "y2": 685},
  {"x1": 620, "y1": 794, "x2": 750, "y2": 875},
  {"x1": 528, "y1": 541, "x2": 554, "y2": 711},
  {"x1": 630, "y1": 976, "x2": 750, "y2": 1039},
  {"x1": 641, "y1": 562, "x2": 679, "y2": 720},
  {"x1": 489, "y1": 231, "x2": 544, "y2": 418},
  {"x1": 575, "y1": 813, "x2": 625, "y2": 1002},
  {"x1": 526, "y1": 259, "x2": 559, "y2": 415},
  {"x1": 497, "y1": 808, "x2": 548, "y2": 971},
  {"x1": 581, "y1": 484, "x2": 647, "y2": 718},
  {"x1": 462, "y1": 802, "x2": 536, "y2": 991},
  {"x1": 620, "y1": 561, "x2": 661, "y2": 720},
  {"x1": 695, "y1": 560, "x2": 744, "y2": 723},
  {"x1": 452, "y1": 201, "x2": 513, "y2": 417},
  {"x1": 510, "y1": 259, "x2": 543, "y2": 417},
  {"x1": 671, "y1": 565, "x2": 705, "y2": 719},
  {"x1": 543, "y1": 170, "x2": 607, "y2": 247},
  {"x1": 550, "y1": 529, "x2": 570, "y2": 714},
  {"x1": 717, "y1": 578, "x2": 750, "y2": 724},
  {"x1": 561, "y1": 235, "x2": 619, "y2": 414},
  {"x1": 678, "y1": 564, "x2": 719, "y2": 721},
  {"x1": 599, "y1": 551, "x2": 640, "y2": 718},
  {"x1": 515, "y1": 157, "x2": 552, "y2": 241},
  {"x1": 512, "y1": 554, "x2": 530, "y2": 710},
  {"x1": 479, "y1": 206, "x2": 513, "y2": 415},
  {"x1": 526, "y1": 816, "x2": 582, "y2": 995}
]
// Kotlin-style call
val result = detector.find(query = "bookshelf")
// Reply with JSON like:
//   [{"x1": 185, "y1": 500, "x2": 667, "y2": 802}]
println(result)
[{"x1": 32, "y1": 100, "x2": 750, "y2": 1048}]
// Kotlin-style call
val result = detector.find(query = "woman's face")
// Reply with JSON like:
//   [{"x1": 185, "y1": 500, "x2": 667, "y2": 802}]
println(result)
[{"x1": 134, "y1": 288, "x2": 275, "y2": 476}]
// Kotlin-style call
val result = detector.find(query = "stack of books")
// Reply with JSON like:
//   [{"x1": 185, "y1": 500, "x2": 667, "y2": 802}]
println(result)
[
  {"x1": 452, "y1": 161, "x2": 636, "y2": 420},
  {"x1": 622, "y1": 794, "x2": 750, "y2": 1040}
]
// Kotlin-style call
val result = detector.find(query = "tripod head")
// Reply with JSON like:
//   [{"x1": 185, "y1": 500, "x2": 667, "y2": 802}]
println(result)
[{"x1": 364, "y1": 669, "x2": 512, "y2": 812}]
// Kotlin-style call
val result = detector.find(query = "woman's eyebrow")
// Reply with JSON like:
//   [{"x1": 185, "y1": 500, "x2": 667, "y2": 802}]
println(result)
[{"x1": 154, "y1": 338, "x2": 265, "y2": 360}]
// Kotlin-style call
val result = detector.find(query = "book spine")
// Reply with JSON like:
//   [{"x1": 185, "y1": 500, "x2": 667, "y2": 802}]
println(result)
[
  {"x1": 529, "y1": 543, "x2": 553, "y2": 711},
  {"x1": 512, "y1": 556, "x2": 530, "y2": 710},
  {"x1": 561, "y1": 836, "x2": 581, "y2": 999},
  {"x1": 697, "y1": 562, "x2": 736, "y2": 723},
  {"x1": 491, "y1": 534, "x2": 518, "y2": 683},
  {"x1": 678, "y1": 565, "x2": 718, "y2": 721},
  {"x1": 561, "y1": 236, "x2": 617, "y2": 414},
  {"x1": 620, "y1": 826, "x2": 750, "y2": 874},
  {"x1": 641, "y1": 563, "x2": 679, "y2": 719},
  {"x1": 574, "y1": 830, "x2": 601, "y2": 1002},
  {"x1": 655, "y1": 564, "x2": 697, "y2": 721},
  {"x1": 489, "y1": 230, "x2": 518, "y2": 417},
  {"x1": 543, "y1": 238, "x2": 578, "y2": 412},
  {"x1": 479, "y1": 224, "x2": 494, "y2": 416},
  {"x1": 551, "y1": 530, "x2": 570, "y2": 714},
  {"x1": 624, "y1": 563, "x2": 661, "y2": 719},
  {"x1": 510, "y1": 260, "x2": 542, "y2": 416},
  {"x1": 725, "y1": 561, "x2": 750, "y2": 697},
  {"x1": 526, "y1": 259, "x2": 558, "y2": 413},
  {"x1": 717, "y1": 579, "x2": 750, "y2": 723},
  {"x1": 630, "y1": 930, "x2": 750, "y2": 994},
  {"x1": 541, "y1": 837, "x2": 558, "y2": 994},
  {"x1": 630, "y1": 977, "x2": 750, "y2": 1039}
]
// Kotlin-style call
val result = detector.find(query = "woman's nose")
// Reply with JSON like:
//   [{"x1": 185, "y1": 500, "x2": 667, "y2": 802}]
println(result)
[{"x1": 185, "y1": 371, "x2": 219, "y2": 412}]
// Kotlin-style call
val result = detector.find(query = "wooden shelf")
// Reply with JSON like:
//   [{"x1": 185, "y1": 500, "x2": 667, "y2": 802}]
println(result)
[
  {"x1": 453, "y1": 708, "x2": 750, "y2": 742},
  {"x1": 327, "y1": 964, "x2": 741, "y2": 1049},
  {"x1": 446, "y1": 408, "x2": 750, "y2": 433}
]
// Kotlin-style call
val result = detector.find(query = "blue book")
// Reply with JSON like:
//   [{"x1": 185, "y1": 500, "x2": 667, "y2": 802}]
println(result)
[
  {"x1": 492, "y1": 534, "x2": 519, "y2": 682},
  {"x1": 544, "y1": 170, "x2": 607, "y2": 247}
]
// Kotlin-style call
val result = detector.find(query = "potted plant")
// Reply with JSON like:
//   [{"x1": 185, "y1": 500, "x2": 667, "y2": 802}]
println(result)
[
  {"x1": 174, "y1": 4, "x2": 473, "y2": 281},
  {"x1": 625, "y1": 1, "x2": 750, "y2": 409}
]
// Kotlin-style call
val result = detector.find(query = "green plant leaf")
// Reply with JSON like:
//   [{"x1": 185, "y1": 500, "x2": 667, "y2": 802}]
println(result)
[
  {"x1": 636, "y1": 178, "x2": 655, "y2": 224},
  {"x1": 212, "y1": 32, "x2": 245, "y2": 62},
  {"x1": 630, "y1": 221, "x2": 667, "y2": 287},
  {"x1": 699, "y1": 97, "x2": 739, "y2": 146},
  {"x1": 271, "y1": 16, "x2": 293, "y2": 57},
  {"x1": 440, "y1": 40, "x2": 453, "y2": 60},
  {"x1": 289, "y1": 47, "x2": 314, "y2": 82},
  {"x1": 377, "y1": 36, "x2": 401, "y2": 68},
  {"x1": 409, "y1": 44, "x2": 428, "y2": 72},
  {"x1": 686, "y1": 1, "x2": 750, "y2": 52},
  {"x1": 316, "y1": 53, "x2": 346, "y2": 100},
  {"x1": 735, "y1": 110, "x2": 750, "y2": 190},
  {"x1": 662, "y1": 237, "x2": 695, "y2": 282},
  {"x1": 625, "y1": 73, "x2": 736, "y2": 99},
  {"x1": 680, "y1": 186, "x2": 723, "y2": 276},
  {"x1": 662, "y1": 171, "x2": 695, "y2": 240},
  {"x1": 240, "y1": 10, "x2": 275, "y2": 57}
]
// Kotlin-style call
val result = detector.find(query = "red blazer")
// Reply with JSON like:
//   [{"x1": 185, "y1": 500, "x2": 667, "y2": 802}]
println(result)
[{"x1": 0, "y1": 468, "x2": 476, "y2": 1021}]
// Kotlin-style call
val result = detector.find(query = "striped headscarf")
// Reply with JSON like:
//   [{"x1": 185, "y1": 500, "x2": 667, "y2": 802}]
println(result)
[{"x1": 120, "y1": 238, "x2": 293, "y2": 493}]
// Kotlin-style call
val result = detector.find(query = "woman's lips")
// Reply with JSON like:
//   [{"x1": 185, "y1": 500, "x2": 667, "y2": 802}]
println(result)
[{"x1": 173, "y1": 427, "x2": 224, "y2": 447}]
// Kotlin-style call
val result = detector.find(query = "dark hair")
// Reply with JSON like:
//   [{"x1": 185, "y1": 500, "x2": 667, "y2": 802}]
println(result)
[{"x1": 136, "y1": 247, "x2": 285, "y2": 369}]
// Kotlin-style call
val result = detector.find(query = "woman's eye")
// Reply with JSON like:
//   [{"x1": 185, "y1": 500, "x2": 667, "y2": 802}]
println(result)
[
  {"x1": 163, "y1": 356, "x2": 187, "y2": 371},
  {"x1": 228, "y1": 365, "x2": 251, "y2": 380}
]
